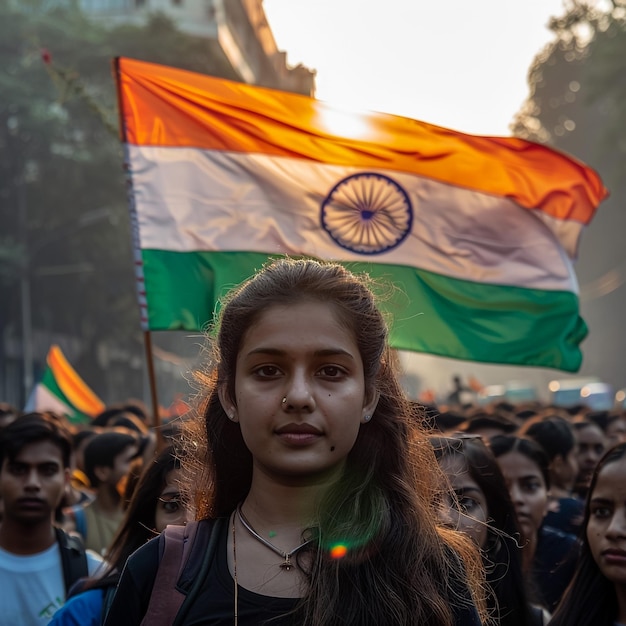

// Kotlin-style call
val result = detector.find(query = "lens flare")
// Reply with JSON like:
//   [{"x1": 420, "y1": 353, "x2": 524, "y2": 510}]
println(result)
[{"x1": 330, "y1": 543, "x2": 348, "y2": 559}]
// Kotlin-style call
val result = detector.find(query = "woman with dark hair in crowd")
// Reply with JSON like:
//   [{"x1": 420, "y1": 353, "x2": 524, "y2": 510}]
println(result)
[
  {"x1": 587, "y1": 410, "x2": 626, "y2": 447},
  {"x1": 549, "y1": 442, "x2": 626, "y2": 626},
  {"x1": 432, "y1": 433, "x2": 547, "y2": 625},
  {"x1": 490, "y1": 435, "x2": 578, "y2": 613},
  {"x1": 518, "y1": 415, "x2": 583, "y2": 535},
  {"x1": 105, "y1": 258, "x2": 485, "y2": 626},
  {"x1": 50, "y1": 445, "x2": 190, "y2": 625},
  {"x1": 572, "y1": 419, "x2": 607, "y2": 498}
]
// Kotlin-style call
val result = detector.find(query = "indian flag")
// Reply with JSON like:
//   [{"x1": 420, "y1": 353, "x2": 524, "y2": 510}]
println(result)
[
  {"x1": 114, "y1": 57, "x2": 607, "y2": 372},
  {"x1": 24, "y1": 345, "x2": 105, "y2": 424}
]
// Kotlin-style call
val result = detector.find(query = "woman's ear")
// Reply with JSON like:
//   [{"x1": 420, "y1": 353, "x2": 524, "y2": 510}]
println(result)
[
  {"x1": 217, "y1": 385, "x2": 238, "y2": 422},
  {"x1": 361, "y1": 388, "x2": 381, "y2": 424}
]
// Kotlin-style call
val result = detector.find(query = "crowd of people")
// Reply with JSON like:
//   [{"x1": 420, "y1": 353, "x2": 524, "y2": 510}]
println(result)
[{"x1": 0, "y1": 258, "x2": 625, "y2": 625}]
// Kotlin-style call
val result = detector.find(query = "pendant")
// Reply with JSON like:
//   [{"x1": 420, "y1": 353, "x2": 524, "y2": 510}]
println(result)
[{"x1": 280, "y1": 557, "x2": 293, "y2": 571}]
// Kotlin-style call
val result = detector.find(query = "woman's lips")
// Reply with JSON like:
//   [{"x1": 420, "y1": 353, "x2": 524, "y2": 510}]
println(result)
[
  {"x1": 275, "y1": 423, "x2": 323, "y2": 445},
  {"x1": 602, "y1": 549, "x2": 626, "y2": 565}
]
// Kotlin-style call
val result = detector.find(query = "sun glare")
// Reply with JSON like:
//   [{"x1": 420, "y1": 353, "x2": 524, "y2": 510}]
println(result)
[{"x1": 315, "y1": 103, "x2": 376, "y2": 141}]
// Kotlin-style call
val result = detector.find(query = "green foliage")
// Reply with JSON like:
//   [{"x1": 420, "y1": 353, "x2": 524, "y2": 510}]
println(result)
[
  {"x1": 511, "y1": 0, "x2": 626, "y2": 180},
  {"x1": 0, "y1": 1, "x2": 243, "y2": 403},
  {"x1": 511, "y1": 0, "x2": 626, "y2": 389}
]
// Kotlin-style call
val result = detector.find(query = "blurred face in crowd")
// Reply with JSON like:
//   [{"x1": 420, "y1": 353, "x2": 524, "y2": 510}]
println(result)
[
  {"x1": 0, "y1": 440, "x2": 69, "y2": 526},
  {"x1": 576, "y1": 423, "x2": 607, "y2": 487},
  {"x1": 606, "y1": 416, "x2": 626, "y2": 446},
  {"x1": 587, "y1": 456, "x2": 626, "y2": 587},
  {"x1": 437, "y1": 454, "x2": 489, "y2": 549},
  {"x1": 497, "y1": 450, "x2": 548, "y2": 543},
  {"x1": 552, "y1": 449, "x2": 579, "y2": 492},
  {"x1": 110, "y1": 443, "x2": 139, "y2": 486}
]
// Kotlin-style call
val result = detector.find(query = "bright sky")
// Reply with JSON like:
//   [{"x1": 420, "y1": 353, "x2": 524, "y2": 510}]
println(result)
[
  {"x1": 262, "y1": 0, "x2": 584, "y2": 397},
  {"x1": 263, "y1": 0, "x2": 568, "y2": 136}
]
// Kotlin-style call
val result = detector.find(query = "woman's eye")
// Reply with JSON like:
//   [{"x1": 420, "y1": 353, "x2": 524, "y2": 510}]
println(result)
[
  {"x1": 318, "y1": 365, "x2": 344, "y2": 378},
  {"x1": 591, "y1": 506, "x2": 611, "y2": 519},
  {"x1": 159, "y1": 498, "x2": 182, "y2": 513},
  {"x1": 522, "y1": 480, "x2": 541, "y2": 493},
  {"x1": 254, "y1": 365, "x2": 281, "y2": 377},
  {"x1": 458, "y1": 497, "x2": 478, "y2": 513}
]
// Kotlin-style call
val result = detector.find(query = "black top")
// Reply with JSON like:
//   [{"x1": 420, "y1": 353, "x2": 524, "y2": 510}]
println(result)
[
  {"x1": 544, "y1": 496, "x2": 585, "y2": 537},
  {"x1": 105, "y1": 517, "x2": 482, "y2": 626},
  {"x1": 531, "y1": 524, "x2": 579, "y2": 612}
]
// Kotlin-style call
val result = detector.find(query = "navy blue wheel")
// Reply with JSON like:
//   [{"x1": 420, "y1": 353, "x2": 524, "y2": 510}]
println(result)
[{"x1": 321, "y1": 173, "x2": 413, "y2": 255}]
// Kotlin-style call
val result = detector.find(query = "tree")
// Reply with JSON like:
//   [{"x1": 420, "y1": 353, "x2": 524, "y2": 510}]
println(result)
[
  {"x1": 0, "y1": 1, "x2": 245, "y2": 405},
  {"x1": 512, "y1": 0, "x2": 626, "y2": 388}
]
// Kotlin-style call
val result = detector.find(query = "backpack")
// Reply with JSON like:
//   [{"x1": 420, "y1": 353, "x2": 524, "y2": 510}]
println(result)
[
  {"x1": 140, "y1": 518, "x2": 221, "y2": 626},
  {"x1": 54, "y1": 526, "x2": 89, "y2": 595}
]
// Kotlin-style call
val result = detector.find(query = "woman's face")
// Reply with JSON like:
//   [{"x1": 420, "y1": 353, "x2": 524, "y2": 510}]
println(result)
[
  {"x1": 221, "y1": 301, "x2": 379, "y2": 483},
  {"x1": 587, "y1": 456, "x2": 626, "y2": 587},
  {"x1": 496, "y1": 450, "x2": 548, "y2": 542},
  {"x1": 576, "y1": 424, "x2": 607, "y2": 487},
  {"x1": 552, "y1": 449, "x2": 579, "y2": 491},
  {"x1": 154, "y1": 468, "x2": 189, "y2": 533},
  {"x1": 437, "y1": 454, "x2": 489, "y2": 549},
  {"x1": 606, "y1": 417, "x2": 626, "y2": 446}
]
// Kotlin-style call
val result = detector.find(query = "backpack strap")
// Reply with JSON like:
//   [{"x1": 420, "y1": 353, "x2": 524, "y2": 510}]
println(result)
[
  {"x1": 100, "y1": 585, "x2": 118, "y2": 626},
  {"x1": 173, "y1": 518, "x2": 223, "y2": 626},
  {"x1": 139, "y1": 519, "x2": 221, "y2": 626},
  {"x1": 55, "y1": 526, "x2": 89, "y2": 595}
]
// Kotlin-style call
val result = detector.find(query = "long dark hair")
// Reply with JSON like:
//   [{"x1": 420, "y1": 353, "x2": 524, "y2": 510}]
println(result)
[
  {"x1": 184, "y1": 258, "x2": 484, "y2": 626},
  {"x1": 549, "y1": 442, "x2": 626, "y2": 626},
  {"x1": 518, "y1": 415, "x2": 576, "y2": 462},
  {"x1": 431, "y1": 435, "x2": 534, "y2": 626},
  {"x1": 85, "y1": 445, "x2": 182, "y2": 588}
]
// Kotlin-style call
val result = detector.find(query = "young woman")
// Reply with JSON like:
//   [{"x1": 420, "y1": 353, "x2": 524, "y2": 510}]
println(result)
[
  {"x1": 50, "y1": 445, "x2": 190, "y2": 625},
  {"x1": 549, "y1": 442, "x2": 626, "y2": 626},
  {"x1": 105, "y1": 258, "x2": 484, "y2": 626},
  {"x1": 432, "y1": 434, "x2": 545, "y2": 626},
  {"x1": 572, "y1": 419, "x2": 607, "y2": 498},
  {"x1": 490, "y1": 435, "x2": 578, "y2": 613},
  {"x1": 587, "y1": 410, "x2": 626, "y2": 448},
  {"x1": 518, "y1": 415, "x2": 583, "y2": 535}
]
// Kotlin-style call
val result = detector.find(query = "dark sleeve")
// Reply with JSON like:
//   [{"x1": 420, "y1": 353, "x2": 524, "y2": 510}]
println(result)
[{"x1": 103, "y1": 536, "x2": 160, "y2": 626}]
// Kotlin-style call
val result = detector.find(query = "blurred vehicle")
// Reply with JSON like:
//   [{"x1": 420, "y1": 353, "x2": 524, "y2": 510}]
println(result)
[
  {"x1": 477, "y1": 381, "x2": 537, "y2": 406},
  {"x1": 504, "y1": 381, "x2": 537, "y2": 403},
  {"x1": 580, "y1": 382, "x2": 614, "y2": 411},
  {"x1": 477, "y1": 384, "x2": 506, "y2": 405},
  {"x1": 548, "y1": 377, "x2": 600, "y2": 408}
]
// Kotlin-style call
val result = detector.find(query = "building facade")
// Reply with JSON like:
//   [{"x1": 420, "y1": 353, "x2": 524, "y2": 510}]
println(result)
[{"x1": 79, "y1": 0, "x2": 316, "y2": 95}]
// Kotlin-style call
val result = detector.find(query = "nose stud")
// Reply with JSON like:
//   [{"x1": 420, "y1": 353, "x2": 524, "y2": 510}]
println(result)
[{"x1": 282, "y1": 397, "x2": 287, "y2": 404}]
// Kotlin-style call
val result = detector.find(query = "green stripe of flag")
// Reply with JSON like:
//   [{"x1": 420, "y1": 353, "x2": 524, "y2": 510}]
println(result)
[
  {"x1": 141, "y1": 250, "x2": 586, "y2": 372},
  {"x1": 40, "y1": 367, "x2": 92, "y2": 424}
]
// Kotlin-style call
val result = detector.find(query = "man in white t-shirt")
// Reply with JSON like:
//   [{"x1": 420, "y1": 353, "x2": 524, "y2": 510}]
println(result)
[{"x1": 0, "y1": 413, "x2": 103, "y2": 625}]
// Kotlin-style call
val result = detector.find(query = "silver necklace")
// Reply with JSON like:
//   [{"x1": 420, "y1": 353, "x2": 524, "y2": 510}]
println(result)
[
  {"x1": 236, "y1": 504, "x2": 312, "y2": 571},
  {"x1": 232, "y1": 511, "x2": 238, "y2": 626}
]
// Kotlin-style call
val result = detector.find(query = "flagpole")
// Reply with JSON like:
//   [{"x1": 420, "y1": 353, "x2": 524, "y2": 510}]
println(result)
[{"x1": 143, "y1": 331, "x2": 163, "y2": 450}]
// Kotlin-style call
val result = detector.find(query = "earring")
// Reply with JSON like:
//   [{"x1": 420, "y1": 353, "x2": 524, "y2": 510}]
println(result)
[
  {"x1": 227, "y1": 409, "x2": 236, "y2": 421},
  {"x1": 363, "y1": 414, "x2": 372, "y2": 422}
]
